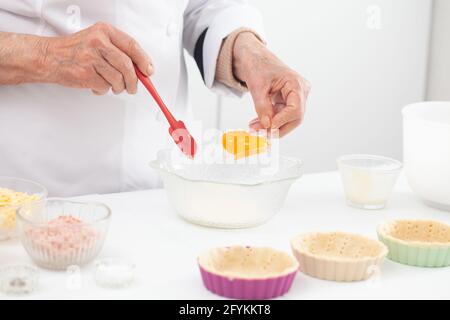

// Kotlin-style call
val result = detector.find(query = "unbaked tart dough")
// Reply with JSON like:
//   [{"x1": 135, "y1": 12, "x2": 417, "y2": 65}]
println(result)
[
  {"x1": 198, "y1": 246, "x2": 298, "y2": 279},
  {"x1": 291, "y1": 232, "x2": 388, "y2": 282},
  {"x1": 378, "y1": 220, "x2": 450, "y2": 245},
  {"x1": 377, "y1": 219, "x2": 450, "y2": 267}
]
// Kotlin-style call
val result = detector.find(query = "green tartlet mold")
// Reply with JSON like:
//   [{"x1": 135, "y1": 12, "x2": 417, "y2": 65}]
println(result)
[{"x1": 377, "y1": 220, "x2": 450, "y2": 268}]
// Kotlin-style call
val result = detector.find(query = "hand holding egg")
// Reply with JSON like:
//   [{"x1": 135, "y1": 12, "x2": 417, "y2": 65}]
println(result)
[{"x1": 232, "y1": 32, "x2": 311, "y2": 137}]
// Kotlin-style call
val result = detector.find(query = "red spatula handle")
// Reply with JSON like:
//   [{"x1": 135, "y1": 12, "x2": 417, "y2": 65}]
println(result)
[
  {"x1": 134, "y1": 65, "x2": 197, "y2": 158},
  {"x1": 134, "y1": 66, "x2": 177, "y2": 128}
]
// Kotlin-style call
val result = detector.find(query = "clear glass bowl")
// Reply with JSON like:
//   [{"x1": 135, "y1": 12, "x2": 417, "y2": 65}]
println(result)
[
  {"x1": 337, "y1": 154, "x2": 402, "y2": 210},
  {"x1": 0, "y1": 177, "x2": 48, "y2": 240},
  {"x1": 16, "y1": 199, "x2": 111, "y2": 270},
  {"x1": 150, "y1": 149, "x2": 303, "y2": 228}
]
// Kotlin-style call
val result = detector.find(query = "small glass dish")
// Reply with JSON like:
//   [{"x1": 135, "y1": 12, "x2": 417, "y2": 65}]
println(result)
[
  {"x1": 337, "y1": 154, "x2": 402, "y2": 210},
  {"x1": 94, "y1": 258, "x2": 136, "y2": 288},
  {"x1": 0, "y1": 177, "x2": 47, "y2": 240},
  {"x1": 16, "y1": 199, "x2": 111, "y2": 270},
  {"x1": 0, "y1": 264, "x2": 39, "y2": 295}
]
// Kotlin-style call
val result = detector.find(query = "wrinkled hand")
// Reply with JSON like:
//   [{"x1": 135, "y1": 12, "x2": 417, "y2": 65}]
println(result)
[
  {"x1": 43, "y1": 22, "x2": 153, "y2": 95},
  {"x1": 233, "y1": 33, "x2": 311, "y2": 137}
]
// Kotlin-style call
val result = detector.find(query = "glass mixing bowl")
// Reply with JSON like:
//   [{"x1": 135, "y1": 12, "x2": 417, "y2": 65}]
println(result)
[
  {"x1": 150, "y1": 149, "x2": 303, "y2": 228},
  {"x1": 0, "y1": 177, "x2": 47, "y2": 240},
  {"x1": 17, "y1": 199, "x2": 111, "y2": 270}
]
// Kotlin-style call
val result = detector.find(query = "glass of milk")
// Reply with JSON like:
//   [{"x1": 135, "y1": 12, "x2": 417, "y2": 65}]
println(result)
[{"x1": 337, "y1": 155, "x2": 402, "y2": 210}]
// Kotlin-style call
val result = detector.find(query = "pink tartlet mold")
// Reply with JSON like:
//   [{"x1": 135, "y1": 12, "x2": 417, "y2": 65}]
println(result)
[{"x1": 198, "y1": 246, "x2": 298, "y2": 299}]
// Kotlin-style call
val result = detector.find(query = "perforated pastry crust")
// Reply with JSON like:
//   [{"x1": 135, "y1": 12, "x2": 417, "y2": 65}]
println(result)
[
  {"x1": 290, "y1": 232, "x2": 388, "y2": 282},
  {"x1": 291, "y1": 232, "x2": 388, "y2": 261},
  {"x1": 198, "y1": 246, "x2": 298, "y2": 280},
  {"x1": 378, "y1": 220, "x2": 450, "y2": 247}
]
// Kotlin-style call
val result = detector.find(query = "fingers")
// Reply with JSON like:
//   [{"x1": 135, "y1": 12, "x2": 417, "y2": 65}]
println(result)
[
  {"x1": 107, "y1": 25, "x2": 153, "y2": 77},
  {"x1": 90, "y1": 72, "x2": 111, "y2": 95},
  {"x1": 250, "y1": 91, "x2": 274, "y2": 129},
  {"x1": 52, "y1": 22, "x2": 153, "y2": 95},
  {"x1": 92, "y1": 89, "x2": 108, "y2": 95},
  {"x1": 271, "y1": 82, "x2": 302, "y2": 129},
  {"x1": 279, "y1": 119, "x2": 301, "y2": 137},
  {"x1": 94, "y1": 61, "x2": 125, "y2": 94},
  {"x1": 271, "y1": 75, "x2": 311, "y2": 130},
  {"x1": 249, "y1": 75, "x2": 310, "y2": 138},
  {"x1": 249, "y1": 118, "x2": 264, "y2": 133},
  {"x1": 100, "y1": 46, "x2": 137, "y2": 94},
  {"x1": 249, "y1": 117, "x2": 261, "y2": 128},
  {"x1": 249, "y1": 116, "x2": 298, "y2": 137}
]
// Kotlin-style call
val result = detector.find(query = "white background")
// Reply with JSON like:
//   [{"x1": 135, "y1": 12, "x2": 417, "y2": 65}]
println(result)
[
  {"x1": 187, "y1": 0, "x2": 434, "y2": 173},
  {"x1": 427, "y1": 0, "x2": 450, "y2": 100}
]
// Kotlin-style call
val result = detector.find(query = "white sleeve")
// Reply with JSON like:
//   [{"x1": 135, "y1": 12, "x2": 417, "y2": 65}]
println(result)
[{"x1": 183, "y1": 0, "x2": 265, "y2": 96}]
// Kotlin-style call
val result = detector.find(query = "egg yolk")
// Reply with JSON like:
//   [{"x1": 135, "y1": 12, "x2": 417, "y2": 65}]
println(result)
[{"x1": 222, "y1": 131, "x2": 268, "y2": 159}]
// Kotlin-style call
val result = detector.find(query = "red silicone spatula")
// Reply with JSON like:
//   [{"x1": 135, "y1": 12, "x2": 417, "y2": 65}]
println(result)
[{"x1": 135, "y1": 65, "x2": 197, "y2": 158}]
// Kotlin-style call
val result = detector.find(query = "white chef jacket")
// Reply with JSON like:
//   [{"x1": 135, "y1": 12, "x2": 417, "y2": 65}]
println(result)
[{"x1": 0, "y1": 0, "x2": 264, "y2": 196}]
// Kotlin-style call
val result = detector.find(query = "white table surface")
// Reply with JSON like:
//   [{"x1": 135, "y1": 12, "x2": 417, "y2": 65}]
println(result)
[{"x1": 2, "y1": 171, "x2": 450, "y2": 300}]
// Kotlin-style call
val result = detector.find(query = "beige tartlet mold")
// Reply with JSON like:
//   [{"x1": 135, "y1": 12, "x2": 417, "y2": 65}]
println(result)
[{"x1": 291, "y1": 232, "x2": 388, "y2": 282}]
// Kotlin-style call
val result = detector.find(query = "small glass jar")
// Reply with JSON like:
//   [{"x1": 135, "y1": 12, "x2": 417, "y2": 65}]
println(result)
[
  {"x1": 94, "y1": 258, "x2": 136, "y2": 288},
  {"x1": 337, "y1": 154, "x2": 402, "y2": 210},
  {"x1": 0, "y1": 264, "x2": 39, "y2": 295}
]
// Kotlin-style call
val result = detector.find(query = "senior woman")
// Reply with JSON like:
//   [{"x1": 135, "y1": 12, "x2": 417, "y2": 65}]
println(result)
[{"x1": 0, "y1": 0, "x2": 310, "y2": 196}]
